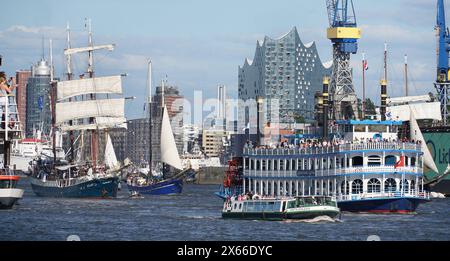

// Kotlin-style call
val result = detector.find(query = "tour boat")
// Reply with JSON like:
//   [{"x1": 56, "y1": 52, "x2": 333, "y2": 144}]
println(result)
[{"x1": 222, "y1": 196, "x2": 340, "y2": 220}]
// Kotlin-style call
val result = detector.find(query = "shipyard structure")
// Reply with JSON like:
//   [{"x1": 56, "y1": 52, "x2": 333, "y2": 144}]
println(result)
[{"x1": 238, "y1": 27, "x2": 332, "y2": 130}]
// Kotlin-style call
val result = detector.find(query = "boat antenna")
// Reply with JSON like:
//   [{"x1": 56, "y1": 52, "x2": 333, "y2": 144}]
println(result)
[
  {"x1": 404, "y1": 54, "x2": 409, "y2": 96},
  {"x1": 384, "y1": 42, "x2": 388, "y2": 83},
  {"x1": 49, "y1": 39, "x2": 54, "y2": 82}
]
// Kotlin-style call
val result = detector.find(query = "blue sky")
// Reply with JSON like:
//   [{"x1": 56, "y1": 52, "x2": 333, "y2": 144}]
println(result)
[{"x1": 0, "y1": 0, "x2": 437, "y2": 120}]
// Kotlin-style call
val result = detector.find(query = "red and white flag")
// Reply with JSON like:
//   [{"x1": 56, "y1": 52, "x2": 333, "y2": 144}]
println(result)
[
  {"x1": 363, "y1": 59, "x2": 369, "y2": 71},
  {"x1": 395, "y1": 156, "x2": 405, "y2": 169}
]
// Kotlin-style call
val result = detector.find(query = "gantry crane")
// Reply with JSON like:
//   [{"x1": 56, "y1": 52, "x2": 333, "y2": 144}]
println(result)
[
  {"x1": 326, "y1": 0, "x2": 361, "y2": 120},
  {"x1": 436, "y1": 0, "x2": 450, "y2": 125}
]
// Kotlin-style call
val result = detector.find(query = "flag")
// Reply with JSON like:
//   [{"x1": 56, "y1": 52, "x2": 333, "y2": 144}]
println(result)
[
  {"x1": 363, "y1": 59, "x2": 369, "y2": 71},
  {"x1": 38, "y1": 96, "x2": 44, "y2": 111},
  {"x1": 385, "y1": 111, "x2": 392, "y2": 120},
  {"x1": 395, "y1": 156, "x2": 405, "y2": 169}
]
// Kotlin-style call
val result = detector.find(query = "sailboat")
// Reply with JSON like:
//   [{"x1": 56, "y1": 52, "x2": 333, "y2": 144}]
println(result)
[
  {"x1": 127, "y1": 61, "x2": 184, "y2": 195},
  {"x1": 29, "y1": 21, "x2": 127, "y2": 198}
]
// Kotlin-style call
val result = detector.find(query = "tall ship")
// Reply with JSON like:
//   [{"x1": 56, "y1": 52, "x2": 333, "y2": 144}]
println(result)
[
  {"x1": 0, "y1": 64, "x2": 24, "y2": 209},
  {"x1": 127, "y1": 61, "x2": 185, "y2": 195},
  {"x1": 29, "y1": 21, "x2": 127, "y2": 198}
]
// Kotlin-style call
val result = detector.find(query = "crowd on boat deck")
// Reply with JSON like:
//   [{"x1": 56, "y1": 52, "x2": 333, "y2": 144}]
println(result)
[
  {"x1": 244, "y1": 137, "x2": 422, "y2": 150},
  {"x1": 226, "y1": 191, "x2": 293, "y2": 202}
]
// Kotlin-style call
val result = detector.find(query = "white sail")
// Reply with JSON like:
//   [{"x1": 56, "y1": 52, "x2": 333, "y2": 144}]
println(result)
[
  {"x1": 59, "y1": 117, "x2": 127, "y2": 131},
  {"x1": 104, "y1": 133, "x2": 119, "y2": 170},
  {"x1": 160, "y1": 106, "x2": 183, "y2": 170},
  {"x1": 56, "y1": 99, "x2": 124, "y2": 125},
  {"x1": 409, "y1": 111, "x2": 439, "y2": 173},
  {"x1": 387, "y1": 95, "x2": 431, "y2": 106},
  {"x1": 387, "y1": 102, "x2": 442, "y2": 121},
  {"x1": 57, "y1": 76, "x2": 122, "y2": 100}
]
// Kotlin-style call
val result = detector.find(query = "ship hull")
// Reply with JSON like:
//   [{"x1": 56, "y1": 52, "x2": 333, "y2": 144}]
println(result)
[
  {"x1": 423, "y1": 128, "x2": 450, "y2": 195},
  {"x1": 127, "y1": 179, "x2": 183, "y2": 195},
  {"x1": 222, "y1": 210, "x2": 340, "y2": 220},
  {"x1": 338, "y1": 197, "x2": 429, "y2": 214},
  {"x1": 0, "y1": 189, "x2": 24, "y2": 209},
  {"x1": 30, "y1": 176, "x2": 119, "y2": 198}
]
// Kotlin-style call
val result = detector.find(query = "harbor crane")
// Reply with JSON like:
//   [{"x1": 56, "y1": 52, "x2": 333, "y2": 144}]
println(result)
[
  {"x1": 436, "y1": 0, "x2": 450, "y2": 125},
  {"x1": 326, "y1": 0, "x2": 361, "y2": 120}
]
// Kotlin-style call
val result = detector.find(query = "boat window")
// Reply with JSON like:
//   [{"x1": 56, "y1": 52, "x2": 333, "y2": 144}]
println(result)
[
  {"x1": 404, "y1": 156, "x2": 409, "y2": 166},
  {"x1": 354, "y1": 125, "x2": 366, "y2": 132},
  {"x1": 410, "y1": 180, "x2": 416, "y2": 191},
  {"x1": 280, "y1": 160, "x2": 285, "y2": 171},
  {"x1": 256, "y1": 160, "x2": 261, "y2": 171},
  {"x1": 385, "y1": 155, "x2": 396, "y2": 166},
  {"x1": 341, "y1": 181, "x2": 350, "y2": 194},
  {"x1": 286, "y1": 160, "x2": 291, "y2": 171},
  {"x1": 296, "y1": 198, "x2": 304, "y2": 207},
  {"x1": 352, "y1": 156, "x2": 363, "y2": 167},
  {"x1": 368, "y1": 155, "x2": 381, "y2": 166},
  {"x1": 352, "y1": 179, "x2": 363, "y2": 194},
  {"x1": 411, "y1": 157, "x2": 416, "y2": 167},
  {"x1": 274, "y1": 160, "x2": 278, "y2": 170},
  {"x1": 368, "y1": 125, "x2": 386, "y2": 133},
  {"x1": 0, "y1": 180, "x2": 17, "y2": 189},
  {"x1": 384, "y1": 178, "x2": 397, "y2": 193},
  {"x1": 244, "y1": 158, "x2": 249, "y2": 170},
  {"x1": 400, "y1": 179, "x2": 410, "y2": 192},
  {"x1": 304, "y1": 197, "x2": 314, "y2": 205},
  {"x1": 239, "y1": 204, "x2": 242, "y2": 210},
  {"x1": 367, "y1": 178, "x2": 381, "y2": 193},
  {"x1": 273, "y1": 202, "x2": 281, "y2": 211}
]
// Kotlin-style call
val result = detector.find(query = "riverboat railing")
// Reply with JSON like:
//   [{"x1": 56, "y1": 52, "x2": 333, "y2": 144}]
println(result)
[
  {"x1": 244, "y1": 165, "x2": 422, "y2": 178},
  {"x1": 244, "y1": 142, "x2": 421, "y2": 156},
  {"x1": 336, "y1": 190, "x2": 430, "y2": 201}
]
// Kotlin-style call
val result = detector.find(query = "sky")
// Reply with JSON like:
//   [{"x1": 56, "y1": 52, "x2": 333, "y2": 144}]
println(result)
[{"x1": 0, "y1": 0, "x2": 438, "y2": 121}]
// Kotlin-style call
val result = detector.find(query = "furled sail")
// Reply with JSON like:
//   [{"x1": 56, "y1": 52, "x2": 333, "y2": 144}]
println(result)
[
  {"x1": 387, "y1": 95, "x2": 431, "y2": 106},
  {"x1": 409, "y1": 111, "x2": 439, "y2": 173},
  {"x1": 160, "y1": 106, "x2": 183, "y2": 170},
  {"x1": 387, "y1": 102, "x2": 442, "y2": 121},
  {"x1": 56, "y1": 99, "x2": 124, "y2": 125},
  {"x1": 59, "y1": 117, "x2": 127, "y2": 131},
  {"x1": 104, "y1": 133, "x2": 119, "y2": 170},
  {"x1": 57, "y1": 76, "x2": 122, "y2": 101}
]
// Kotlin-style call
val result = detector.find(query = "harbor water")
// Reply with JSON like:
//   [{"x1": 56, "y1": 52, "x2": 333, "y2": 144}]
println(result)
[{"x1": 1, "y1": 177, "x2": 449, "y2": 241}]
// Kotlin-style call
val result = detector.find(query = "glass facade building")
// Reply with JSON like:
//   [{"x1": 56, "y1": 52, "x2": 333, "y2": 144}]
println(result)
[
  {"x1": 25, "y1": 59, "x2": 52, "y2": 137},
  {"x1": 238, "y1": 27, "x2": 332, "y2": 128}
]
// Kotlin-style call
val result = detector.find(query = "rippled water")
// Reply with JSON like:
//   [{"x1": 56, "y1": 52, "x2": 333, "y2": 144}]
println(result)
[{"x1": 1, "y1": 177, "x2": 449, "y2": 241}]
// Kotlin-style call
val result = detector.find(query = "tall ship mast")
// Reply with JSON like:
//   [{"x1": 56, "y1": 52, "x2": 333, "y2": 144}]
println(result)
[
  {"x1": 127, "y1": 62, "x2": 186, "y2": 196},
  {"x1": 29, "y1": 20, "x2": 127, "y2": 198}
]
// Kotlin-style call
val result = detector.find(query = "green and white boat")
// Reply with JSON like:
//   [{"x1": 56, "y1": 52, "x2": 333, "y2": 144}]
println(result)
[{"x1": 222, "y1": 196, "x2": 340, "y2": 221}]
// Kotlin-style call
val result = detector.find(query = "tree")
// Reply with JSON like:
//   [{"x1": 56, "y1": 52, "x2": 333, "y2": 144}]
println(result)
[{"x1": 365, "y1": 98, "x2": 376, "y2": 115}]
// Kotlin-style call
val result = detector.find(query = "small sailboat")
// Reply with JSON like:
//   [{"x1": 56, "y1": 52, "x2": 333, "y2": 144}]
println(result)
[{"x1": 127, "y1": 61, "x2": 184, "y2": 195}]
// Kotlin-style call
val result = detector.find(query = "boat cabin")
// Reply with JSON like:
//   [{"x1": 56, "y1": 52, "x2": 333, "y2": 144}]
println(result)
[{"x1": 335, "y1": 120, "x2": 402, "y2": 142}]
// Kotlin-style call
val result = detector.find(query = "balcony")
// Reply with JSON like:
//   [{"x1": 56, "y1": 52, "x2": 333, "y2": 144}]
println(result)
[
  {"x1": 244, "y1": 165, "x2": 422, "y2": 178},
  {"x1": 244, "y1": 142, "x2": 421, "y2": 156}
]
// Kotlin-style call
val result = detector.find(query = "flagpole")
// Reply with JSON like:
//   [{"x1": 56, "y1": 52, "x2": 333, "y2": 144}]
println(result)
[{"x1": 362, "y1": 53, "x2": 366, "y2": 119}]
